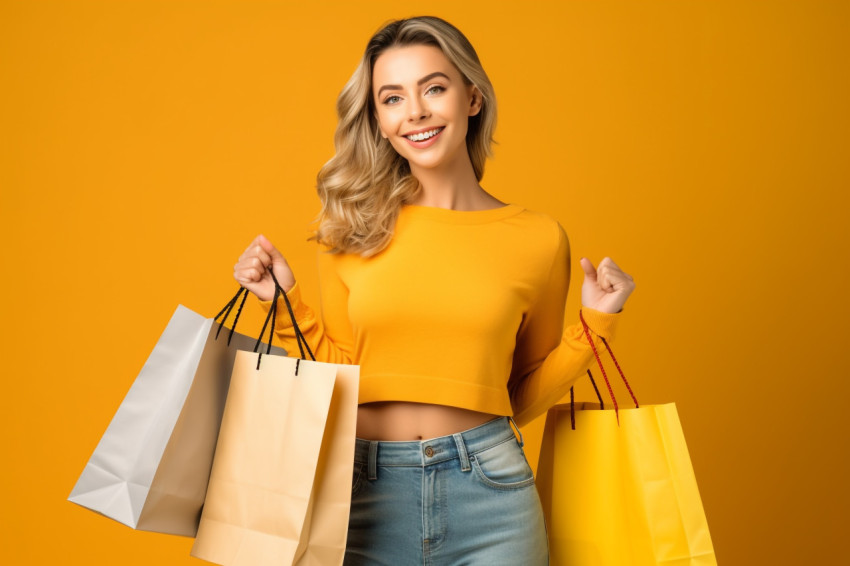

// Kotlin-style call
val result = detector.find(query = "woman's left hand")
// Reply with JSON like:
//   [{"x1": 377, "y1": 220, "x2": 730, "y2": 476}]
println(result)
[{"x1": 580, "y1": 257, "x2": 636, "y2": 314}]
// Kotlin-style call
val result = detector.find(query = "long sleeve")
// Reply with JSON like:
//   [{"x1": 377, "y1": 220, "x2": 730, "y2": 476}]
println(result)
[
  {"x1": 257, "y1": 247, "x2": 355, "y2": 365},
  {"x1": 507, "y1": 225, "x2": 621, "y2": 427}
]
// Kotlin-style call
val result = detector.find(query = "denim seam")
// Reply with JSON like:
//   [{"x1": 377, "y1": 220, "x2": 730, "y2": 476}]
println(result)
[
  {"x1": 470, "y1": 457, "x2": 536, "y2": 491},
  {"x1": 467, "y1": 435, "x2": 515, "y2": 458},
  {"x1": 351, "y1": 462, "x2": 364, "y2": 497}
]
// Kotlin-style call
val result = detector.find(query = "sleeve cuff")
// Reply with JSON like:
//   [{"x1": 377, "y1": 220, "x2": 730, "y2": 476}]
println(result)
[
  {"x1": 578, "y1": 307, "x2": 621, "y2": 341},
  {"x1": 257, "y1": 281, "x2": 309, "y2": 328}
]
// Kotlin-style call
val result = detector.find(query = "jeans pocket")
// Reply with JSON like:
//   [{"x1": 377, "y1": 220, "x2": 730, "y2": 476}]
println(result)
[{"x1": 471, "y1": 438, "x2": 535, "y2": 490}]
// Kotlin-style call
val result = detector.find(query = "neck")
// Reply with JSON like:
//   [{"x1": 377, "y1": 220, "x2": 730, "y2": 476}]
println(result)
[{"x1": 409, "y1": 152, "x2": 500, "y2": 211}]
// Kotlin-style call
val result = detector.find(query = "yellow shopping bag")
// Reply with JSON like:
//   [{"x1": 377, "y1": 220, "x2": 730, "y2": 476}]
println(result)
[{"x1": 536, "y1": 313, "x2": 717, "y2": 566}]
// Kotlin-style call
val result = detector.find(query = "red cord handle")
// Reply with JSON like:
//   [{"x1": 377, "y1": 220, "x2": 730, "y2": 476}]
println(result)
[{"x1": 578, "y1": 310, "x2": 638, "y2": 425}]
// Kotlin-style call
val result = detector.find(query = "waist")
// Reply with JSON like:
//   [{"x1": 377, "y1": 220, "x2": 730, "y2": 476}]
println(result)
[
  {"x1": 355, "y1": 401, "x2": 501, "y2": 440},
  {"x1": 354, "y1": 416, "x2": 521, "y2": 467}
]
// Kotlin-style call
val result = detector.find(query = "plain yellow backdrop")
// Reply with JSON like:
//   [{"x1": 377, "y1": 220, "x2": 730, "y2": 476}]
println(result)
[{"x1": 2, "y1": 1, "x2": 848, "y2": 564}]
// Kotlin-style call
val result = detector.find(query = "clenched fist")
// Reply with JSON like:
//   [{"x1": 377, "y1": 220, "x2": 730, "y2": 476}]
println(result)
[
  {"x1": 580, "y1": 257, "x2": 635, "y2": 314},
  {"x1": 233, "y1": 234, "x2": 296, "y2": 302}
]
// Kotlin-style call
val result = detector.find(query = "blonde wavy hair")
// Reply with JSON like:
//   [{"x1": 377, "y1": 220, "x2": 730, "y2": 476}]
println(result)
[{"x1": 314, "y1": 16, "x2": 497, "y2": 256}]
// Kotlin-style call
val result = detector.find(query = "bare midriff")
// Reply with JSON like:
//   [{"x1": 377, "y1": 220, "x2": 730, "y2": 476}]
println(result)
[{"x1": 356, "y1": 401, "x2": 500, "y2": 441}]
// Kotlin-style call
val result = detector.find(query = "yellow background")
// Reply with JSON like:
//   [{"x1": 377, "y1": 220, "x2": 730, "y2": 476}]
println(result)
[{"x1": 2, "y1": 1, "x2": 847, "y2": 564}]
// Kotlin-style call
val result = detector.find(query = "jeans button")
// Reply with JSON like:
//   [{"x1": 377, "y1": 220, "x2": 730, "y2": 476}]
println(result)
[{"x1": 424, "y1": 446, "x2": 434, "y2": 458}]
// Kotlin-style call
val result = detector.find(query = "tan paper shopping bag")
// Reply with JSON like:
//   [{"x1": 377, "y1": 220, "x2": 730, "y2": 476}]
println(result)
[
  {"x1": 293, "y1": 360, "x2": 359, "y2": 565},
  {"x1": 191, "y1": 351, "x2": 336, "y2": 565},
  {"x1": 192, "y1": 276, "x2": 360, "y2": 566}
]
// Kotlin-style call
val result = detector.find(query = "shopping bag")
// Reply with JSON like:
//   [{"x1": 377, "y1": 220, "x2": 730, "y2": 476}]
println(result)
[
  {"x1": 68, "y1": 288, "x2": 282, "y2": 536},
  {"x1": 536, "y1": 312, "x2": 717, "y2": 566},
  {"x1": 191, "y1": 275, "x2": 359, "y2": 566},
  {"x1": 293, "y1": 359, "x2": 359, "y2": 565}
]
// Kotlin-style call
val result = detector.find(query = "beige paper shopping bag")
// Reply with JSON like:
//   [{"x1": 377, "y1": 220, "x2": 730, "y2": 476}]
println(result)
[
  {"x1": 192, "y1": 274, "x2": 360, "y2": 566},
  {"x1": 293, "y1": 361, "x2": 359, "y2": 565},
  {"x1": 190, "y1": 351, "x2": 336, "y2": 566}
]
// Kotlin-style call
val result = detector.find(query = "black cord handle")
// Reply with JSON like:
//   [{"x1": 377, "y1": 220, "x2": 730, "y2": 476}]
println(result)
[
  {"x1": 213, "y1": 286, "x2": 248, "y2": 345},
  {"x1": 268, "y1": 268, "x2": 315, "y2": 362},
  {"x1": 216, "y1": 266, "x2": 315, "y2": 373},
  {"x1": 250, "y1": 266, "x2": 315, "y2": 372}
]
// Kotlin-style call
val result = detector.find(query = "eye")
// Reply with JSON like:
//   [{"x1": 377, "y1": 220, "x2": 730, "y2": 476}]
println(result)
[
  {"x1": 426, "y1": 85, "x2": 445, "y2": 95},
  {"x1": 382, "y1": 95, "x2": 401, "y2": 105}
]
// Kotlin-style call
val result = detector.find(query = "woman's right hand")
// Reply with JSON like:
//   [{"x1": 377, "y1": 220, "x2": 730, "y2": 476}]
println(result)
[{"x1": 233, "y1": 234, "x2": 296, "y2": 302}]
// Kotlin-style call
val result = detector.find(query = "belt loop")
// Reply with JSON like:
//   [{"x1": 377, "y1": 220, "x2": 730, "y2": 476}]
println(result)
[
  {"x1": 368, "y1": 441, "x2": 378, "y2": 480},
  {"x1": 452, "y1": 433, "x2": 471, "y2": 472},
  {"x1": 508, "y1": 416, "x2": 524, "y2": 447}
]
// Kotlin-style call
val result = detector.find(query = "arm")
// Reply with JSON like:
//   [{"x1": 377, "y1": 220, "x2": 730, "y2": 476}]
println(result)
[
  {"x1": 507, "y1": 225, "x2": 628, "y2": 427},
  {"x1": 234, "y1": 234, "x2": 355, "y2": 364},
  {"x1": 257, "y1": 246, "x2": 355, "y2": 364}
]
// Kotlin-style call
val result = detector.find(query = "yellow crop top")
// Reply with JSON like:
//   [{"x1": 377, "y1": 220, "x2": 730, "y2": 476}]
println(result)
[{"x1": 260, "y1": 203, "x2": 620, "y2": 426}]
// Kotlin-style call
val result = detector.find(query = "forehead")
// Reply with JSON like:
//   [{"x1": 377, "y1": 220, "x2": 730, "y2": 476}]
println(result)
[{"x1": 372, "y1": 44, "x2": 461, "y2": 92}]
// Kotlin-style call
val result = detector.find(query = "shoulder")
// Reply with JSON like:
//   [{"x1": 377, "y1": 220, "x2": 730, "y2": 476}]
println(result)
[
  {"x1": 511, "y1": 206, "x2": 569, "y2": 254},
  {"x1": 490, "y1": 206, "x2": 570, "y2": 279}
]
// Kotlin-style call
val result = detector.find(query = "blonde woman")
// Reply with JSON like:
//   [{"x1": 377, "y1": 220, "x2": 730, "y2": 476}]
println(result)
[{"x1": 234, "y1": 16, "x2": 635, "y2": 565}]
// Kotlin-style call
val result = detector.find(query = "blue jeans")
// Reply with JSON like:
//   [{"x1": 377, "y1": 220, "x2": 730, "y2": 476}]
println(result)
[{"x1": 344, "y1": 417, "x2": 549, "y2": 565}]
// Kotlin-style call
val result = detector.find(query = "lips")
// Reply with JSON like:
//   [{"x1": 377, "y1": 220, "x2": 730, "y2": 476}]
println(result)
[
  {"x1": 402, "y1": 127, "x2": 445, "y2": 149},
  {"x1": 404, "y1": 127, "x2": 444, "y2": 142}
]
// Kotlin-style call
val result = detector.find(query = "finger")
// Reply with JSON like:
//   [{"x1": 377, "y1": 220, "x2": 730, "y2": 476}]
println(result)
[
  {"x1": 242, "y1": 235, "x2": 264, "y2": 256},
  {"x1": 258, "y1": 234, "x2": 287, "y2": 264},
  {"x1": 234, "y1": 255, "x2": 271, "y2": 280},
  {"x1": 598, "y1": 258, "x2": 634, "y2": 283},
  {"x1": 580, "y1": 257, "x2": 597, "y2": 281},
  {"x1": 235, "y1": 253, "x2": 270, "y2": 273},
  {"x1": 596, "y1": 256, "x2": 622, "y2": 272},
  {"x1": 596, "y1": 258, "x2": 629, "y2": 292},
  {"x1": 599, "y1": 264, "x2": 636, "y2": 293},
  {"x1": 597, "y1": 270, "x2": 614, "y2": 292},
  {"x1": 233, "y1": 265, "x2": 262, "y2": 283},
  {"x1": 233, "y1": 272, "x2": 256, "y2": 285},
  {"x1": 252, "y1": 246, "x2": 273, "y2": 268},
  {"x1": 238, "y1": 246, "x2": 274, "y2": 274}
]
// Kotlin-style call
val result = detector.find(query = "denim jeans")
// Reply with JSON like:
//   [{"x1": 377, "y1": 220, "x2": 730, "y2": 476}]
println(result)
[{"x1": 344, "y1": 417, "x2": 549, "y2": 566}]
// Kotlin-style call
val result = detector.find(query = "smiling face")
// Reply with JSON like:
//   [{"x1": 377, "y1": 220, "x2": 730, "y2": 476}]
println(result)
[{"x1": 372, "y1": 44, "x2": 482, "y2": 175}]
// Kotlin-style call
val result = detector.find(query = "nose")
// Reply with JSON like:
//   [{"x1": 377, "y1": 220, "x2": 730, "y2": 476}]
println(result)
[{"x1": 408, "y1": 96, "x2": 430, "y2": 121}]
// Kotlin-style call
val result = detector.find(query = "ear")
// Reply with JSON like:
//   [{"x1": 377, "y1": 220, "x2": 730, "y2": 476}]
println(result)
[{"x1": 468, "y1": 86, "x2": 483, "y2": 117}]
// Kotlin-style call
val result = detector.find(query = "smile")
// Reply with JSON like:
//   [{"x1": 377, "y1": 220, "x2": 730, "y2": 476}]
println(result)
[{"x1": 404, "y1": 127, "x2": 444, "y2": 142}]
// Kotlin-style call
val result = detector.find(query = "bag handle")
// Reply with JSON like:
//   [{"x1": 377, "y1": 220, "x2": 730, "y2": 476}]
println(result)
[
  {"x1": 569, "y1": 369, "x2": 605, "y2": 430},
  {"x1": 215, "y1": 268, "x2": 315, "y2": 373},
  {"x1": 213, "y1": 286, "x2": 249, "y2": 346},
  {"x1": 252, "y1": 267, "x2": 315, "y2": 372},
  {"x1": 573, "y1": 309, "x2": 639, "y2": 425}
]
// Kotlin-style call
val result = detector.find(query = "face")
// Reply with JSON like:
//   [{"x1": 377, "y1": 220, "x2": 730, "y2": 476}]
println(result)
[{"x1": 372, "y1": 44, "x2": 482, "y2": 174}]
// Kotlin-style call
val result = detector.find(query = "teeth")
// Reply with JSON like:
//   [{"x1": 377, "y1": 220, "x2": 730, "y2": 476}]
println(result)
[{"x1": 406, "y1": 128, "x2": 441, "y2": 141}]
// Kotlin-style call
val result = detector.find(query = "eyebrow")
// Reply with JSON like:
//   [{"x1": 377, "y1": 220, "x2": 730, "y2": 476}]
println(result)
[{"x1": 377, "y1": 72, "x2": 451, "y2": 97}]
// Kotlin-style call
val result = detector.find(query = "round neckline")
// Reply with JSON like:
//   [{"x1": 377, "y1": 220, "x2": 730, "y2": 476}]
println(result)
[{"x1": 400, "y1": 203, "x2": 524, "y2": 224}]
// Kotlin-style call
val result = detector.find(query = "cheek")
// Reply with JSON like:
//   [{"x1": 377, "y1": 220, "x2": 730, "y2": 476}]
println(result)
[
  {"x1": 376, "y1": 113, "x2": 396, "y2": 140},
  {"x1": 385, "y1": 136, "x2": 407, "y2": 157}
]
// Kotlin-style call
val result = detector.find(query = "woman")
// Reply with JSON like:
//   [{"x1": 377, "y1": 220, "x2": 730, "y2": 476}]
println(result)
[{"x1": 234, "y1": 16, "x2": 634, "y2": 565}]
